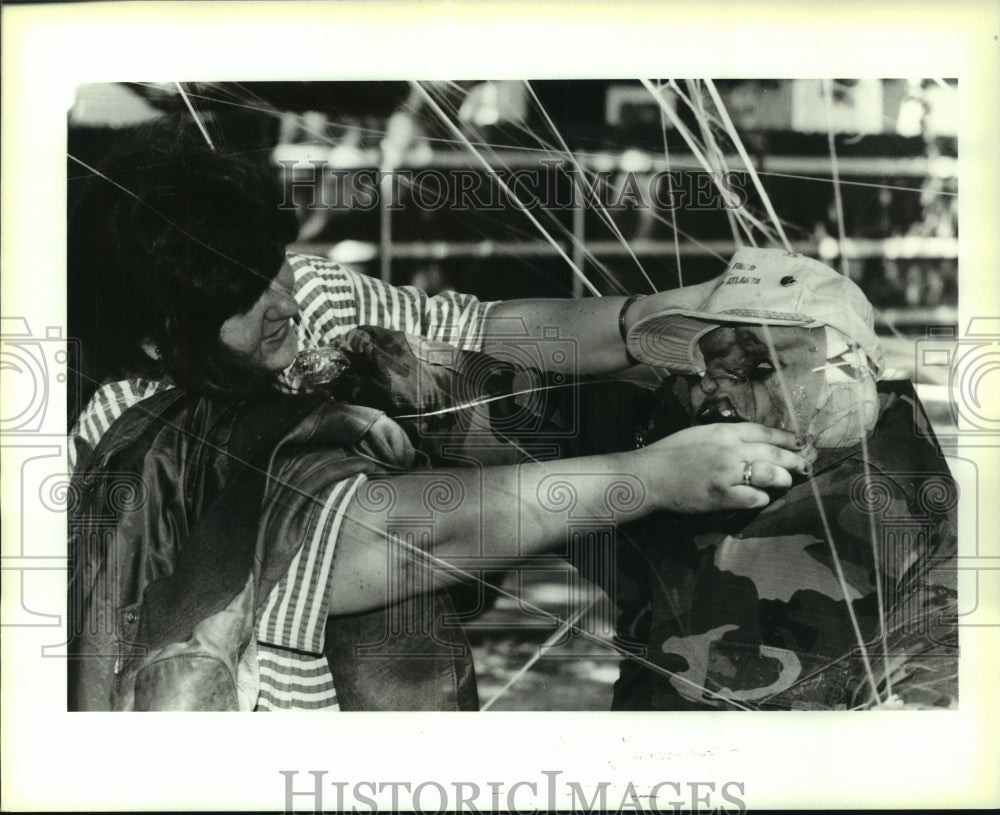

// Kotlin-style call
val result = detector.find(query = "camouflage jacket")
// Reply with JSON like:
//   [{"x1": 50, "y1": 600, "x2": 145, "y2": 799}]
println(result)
[
  {"x1": 297, "y1": 330, "x2": 959, "y2": 711},
  {"x1": 612, "y1": 380, "x2": 958, "y2": 711}
]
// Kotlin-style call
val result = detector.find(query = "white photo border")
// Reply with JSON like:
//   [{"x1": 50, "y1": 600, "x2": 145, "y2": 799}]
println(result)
[{"x1": 2, "y1": 1, "x2": 998, "y2": 811}]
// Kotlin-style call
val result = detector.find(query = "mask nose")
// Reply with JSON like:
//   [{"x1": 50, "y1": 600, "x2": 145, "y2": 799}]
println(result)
[{"x1": 695, "y1": 370, "x2": 750, "y2": 420}]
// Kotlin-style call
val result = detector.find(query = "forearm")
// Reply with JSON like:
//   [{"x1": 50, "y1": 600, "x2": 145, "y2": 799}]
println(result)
[
  {"x1": 482, "y1": 297, "x2": 632, "y2": 375},
  {"x1": 480, "y1": 276, "x2": 725, "y2": 375},
  {"x1": 328, "y1": 421, "x2": 809, "y2": 614},
  {"x1": 330, "y1": 450, "x2": 650, "y2": 614}
]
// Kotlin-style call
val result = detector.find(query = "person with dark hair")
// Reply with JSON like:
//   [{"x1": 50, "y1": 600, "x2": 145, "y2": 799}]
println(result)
[
  {"x1": 72, "y1": 119, "x2": 302, "y2": 398},
  {"x1": 67, "y1": 118, "x2": 810, "y2": 711}
]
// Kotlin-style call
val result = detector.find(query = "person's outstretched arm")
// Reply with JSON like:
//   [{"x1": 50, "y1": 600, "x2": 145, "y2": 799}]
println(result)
[
  {"x1": 329, "y1": 422, "x2": 808, "y2": 614},
  {"x1": 288, "y1": 250, "x2": 723, "y2": 376},
  {"x1": 482, "y1": 277, "x2": 721, "y2": 375}
]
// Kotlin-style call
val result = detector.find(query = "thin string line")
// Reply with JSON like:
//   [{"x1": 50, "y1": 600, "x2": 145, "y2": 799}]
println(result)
[
  {"x1": 420, "y1": 82, "x2": 626, "y2": 293},
  {"x1": 823, "y1": 79, "x2": 852, "y2": 280},
  {"x1": 736, "y1": 317, "x2": 885, "y2": 706},
  {"x1": 824, "y1": 78, "x2": 893, "y2": 702},
  {"x1": 128, "y1": 82, "x2": 955, "y2": 197},
  {"x1": 657, "y1": 83, "x2": 684, "y2": 287},
  {"x1": 758, "y1": 170, "x2": 956, "y2": 197},
  {"x1": 649, "y1": 79, "x2": 787, "y2": 244},
  {"x1": 692, "y1": 81, "x2": 805, "y2": 248},
  {"x1": 643, "y1": 80, "x2": 758, "y2": 239},
  {"x1": 685, "y1": 80, "x2": 756, "y2": 248},
  {"x1": 173, "y1": 82, "x2": 216, "y2": 151},
  {"x1": 635, "y1": 210, "x2": 731, "y2": 263},
  {"x1": 524, "y1": 80, "x2": 658, "y2": 294},
  {"x1": 429, "y1": 92, "x2": 627, "y2": 295},
  {"x1": 704, "y1": 79, "x2": 793, "y2": 252},
  {"x1": 514, "y1": 87, "x2": 652, "y2": 292},
  {"x1": 701, "y1": 79, "x2": 794, "y2": 247},
  {"x1": 480, "y1": 598, "x2": 597, "y2": 711},
  {"x1": 411, "y1": 80, "x2": 601, "y2": 297}
]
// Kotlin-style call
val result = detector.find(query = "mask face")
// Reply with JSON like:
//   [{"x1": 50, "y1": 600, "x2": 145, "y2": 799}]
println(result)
[
  {"x1": 691, "y1": 323, "x2": 879, "y2": 448},
  {"x1": 691, "y1": 324, "x2": 829, "y2": 436}
]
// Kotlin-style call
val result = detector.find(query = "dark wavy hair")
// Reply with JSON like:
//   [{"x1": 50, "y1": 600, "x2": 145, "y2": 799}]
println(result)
[{"x1": 72, "y1": 115, "x2": 299, "y2": 396}]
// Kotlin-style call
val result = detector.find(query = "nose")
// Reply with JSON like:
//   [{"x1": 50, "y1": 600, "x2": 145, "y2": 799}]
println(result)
[{"x1": 264, "y1": 289, "x2": 298, "y2": 322}]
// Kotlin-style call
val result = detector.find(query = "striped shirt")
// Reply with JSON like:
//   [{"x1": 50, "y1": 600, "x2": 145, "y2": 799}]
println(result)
[{"x1": 69, "y1": 252, "x2": 496, "y2": 711}]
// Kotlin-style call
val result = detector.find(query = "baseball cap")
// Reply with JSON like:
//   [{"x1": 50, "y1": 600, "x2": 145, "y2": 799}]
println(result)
[{"x1": 625, "y1": 247, "x2": 884, "y2": 375}]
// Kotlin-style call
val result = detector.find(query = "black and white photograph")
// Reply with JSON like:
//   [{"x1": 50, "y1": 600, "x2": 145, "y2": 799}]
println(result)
[{"x1": 2, "y1": 2, "x2": 998, "y2": 812}]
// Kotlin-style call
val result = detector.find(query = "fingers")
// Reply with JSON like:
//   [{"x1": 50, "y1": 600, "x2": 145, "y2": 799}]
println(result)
[
  {"x1": 643, "y1": 422, "x2": 814, "y2": 514},
  {"x1": 726, "y1": 485, "x2": 772, "y2": 509},
  {"x1": 741, "y1": 442, "x2": 811, "y2": 476},
  {"x1": 358, "y1": 418, "x2": 416, "y2": 468},
  {"x1": 391, "y1": 427, "x2": 416, "y2": 467},
  {"x1": 733, "y1": 422, "x2": 805, "y2": 452},
  {"x1": 382, "y1": 421, "x2": 414, "y2": 467},
  {"x1": 737, "y1": 459, "x2": 793, "y2": 491}
]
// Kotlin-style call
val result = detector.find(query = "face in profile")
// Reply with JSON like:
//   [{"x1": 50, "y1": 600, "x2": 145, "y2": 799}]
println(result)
[
  {"x1": 218, "y1": 262, "x2": 300, "y2": 373},
  {"x1": 691, "y1": 324, "x2": 828, "y2": 436}
]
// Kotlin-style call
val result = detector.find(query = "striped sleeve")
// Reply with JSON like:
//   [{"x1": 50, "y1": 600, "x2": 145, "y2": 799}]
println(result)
[
  {"x1": 287, "y1": 251, "x2": 497, "y2": 352},
  {"x1": 68, "y1": 375, "x2": 351, "y2": 712},
  {"x1": 255, "y1": 647, "x2": 339, "y2": 711},
  {"x1": 68, "y1": 378, "x2": 174, "y2": 471},
  {"x1": 256, "y1": 471, "x2": 367, "y2": 654}
]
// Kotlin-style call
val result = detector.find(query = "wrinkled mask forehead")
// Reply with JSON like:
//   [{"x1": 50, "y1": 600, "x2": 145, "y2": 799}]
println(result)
[
  {"x1": 698, "y1": 322, "x2": 876, "y2": 379},
  {"x1": 697, "y1": 323, "x2": 828, "y2": 369}
]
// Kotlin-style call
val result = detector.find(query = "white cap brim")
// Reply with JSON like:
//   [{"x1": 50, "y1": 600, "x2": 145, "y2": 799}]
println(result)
[{"x1": 626, "y1": 308, "x2": 817, "y2": 372}]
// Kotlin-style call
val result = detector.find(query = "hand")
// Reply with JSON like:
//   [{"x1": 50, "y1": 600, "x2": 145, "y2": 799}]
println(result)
[
  {"x1": 625, "y1": 275, "x2": 724, "y2": 334},
  {"x1": 356, "y1": 415, "x2": 416, "y2": 469},
  {"x1": 637, "y1": 422, "x2": 810, "y2": 513}
]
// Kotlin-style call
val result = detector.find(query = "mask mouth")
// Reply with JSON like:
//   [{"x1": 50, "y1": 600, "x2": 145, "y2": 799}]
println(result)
[{"x1": 693, "y1": 395, "x2": 749, "y2": 425}]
